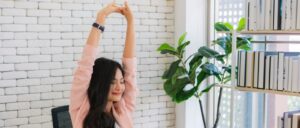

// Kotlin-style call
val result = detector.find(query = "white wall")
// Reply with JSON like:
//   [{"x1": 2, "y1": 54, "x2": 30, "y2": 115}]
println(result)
[{"x1": 0, "y1": 0, "x2": 176, "y2": 127}]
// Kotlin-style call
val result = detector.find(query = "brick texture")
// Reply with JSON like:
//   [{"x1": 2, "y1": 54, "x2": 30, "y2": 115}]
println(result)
[{"x1": 0, "y1": 0, "x2": 175, "y2": 127}]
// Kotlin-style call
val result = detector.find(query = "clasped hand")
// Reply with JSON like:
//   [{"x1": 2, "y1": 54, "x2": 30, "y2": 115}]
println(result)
[{"x1": 96, "y1": 1, "x2": 134, "y2": 24}]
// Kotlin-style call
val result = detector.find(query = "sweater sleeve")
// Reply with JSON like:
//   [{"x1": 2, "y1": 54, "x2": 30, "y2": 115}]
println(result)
[
  {"x1": 69, "y1": 44, "x2": 98, "y2": 112},
  {"x1": 121, "y1": 57, "x2": 139, "y2": 112}
]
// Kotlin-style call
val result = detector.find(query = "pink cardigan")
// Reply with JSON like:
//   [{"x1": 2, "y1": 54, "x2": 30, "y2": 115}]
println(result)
[{"x1": 69, "y1": 44, "x2": 138, "y2": 128}]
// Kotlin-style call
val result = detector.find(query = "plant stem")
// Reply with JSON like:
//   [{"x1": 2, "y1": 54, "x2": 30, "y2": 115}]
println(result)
[
  {"x1": 213, "y1": 56, "x2": 229, "y2": 128},
  {"x1": 199, "y1": 99, "x2": 207, "y2": 128},
  {"x1": 213, "y1": 87, "x2": 223, "y2": 128}
]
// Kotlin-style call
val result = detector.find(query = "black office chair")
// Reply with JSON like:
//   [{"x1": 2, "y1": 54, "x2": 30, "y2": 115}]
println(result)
[{"x1": 51, "y1": 105, "x2": 73, "y2": 128}]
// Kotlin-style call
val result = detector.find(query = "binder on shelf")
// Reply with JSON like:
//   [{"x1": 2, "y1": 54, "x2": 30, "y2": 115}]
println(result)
[
  {"x1": 291, "y1": 0, "x2": 297, "y2": 30},
  {"x1": 283, "y1": 56, "x2": 289, "y2": 91},
  {"x1": 238, "y1": 51, "x2": 247, "y2": 87},
  {"x1": 258, "y1": 51, "x2": 265, "y2": 89},
  {"x1": 283, "y1": 110, "x2": 300, "y2": 128},
  {"x1": 246, "y1": 0, "x2": 299, "y2": 31},
  {"x1": 297, "y1": 0, "x2": 300, "y2": 29},
  {"x1": 288, "y1": 57, "x2": 293, "y2": 92},
  {"x1": 246, "y1": 51, "x2": 255, "y2": 87},
  {"x1": 292, "y1": 113, "x2": 300, "y2": 128},
  {"x1": 264, "y1": 55, "x2": 271, "y2": 90},
  {"x1": 285, "y1": 0, "x2": 292, "y2": 30},
  {"x1": 277, "y1": 53, "x2": 284, "y2": 91},
  {"x1": 253, "y1": 51, "x2": 259, "y2": 88},
  {"x1": 291, "y1": 58, "x2": 299, "y2": 92}
]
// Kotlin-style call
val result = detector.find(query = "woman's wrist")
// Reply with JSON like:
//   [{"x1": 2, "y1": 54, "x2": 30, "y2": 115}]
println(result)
[
  {"x1": 96, "y1": 13, "x2": 106, "y2": 25},
  {"x1": 126, "y1": 17, "x2": 134, "y2": 24}
]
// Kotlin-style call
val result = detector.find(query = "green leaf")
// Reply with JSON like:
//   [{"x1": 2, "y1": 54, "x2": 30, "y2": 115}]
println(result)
[
  {"x1": 196, "y1": 71, "x2": 208, "y2": 86},
  {"x1": 237, "y1": 18, "x2": 246, "y2": 31},
  {"x1": 174, "y1": 86, "x2": 198, "y2": 103},
  {"x1": 214, "y1": 22, "x2": 230, "y2": 32},
  {"x1": 162, "y1": 60, "x2": 181, "y2": 79},
  {"x1": 225, "y1": 36, "x2": 233, "y2": 55},
  {"x1": 215, "y1": 55, "x2": 226, "y2": 64},
  {"x1": 163, "y1": 77, "x2": 190, "y2": 99},
  {"x1": 238, "y1": 44, "x2": 252, "y2": 51},
  {"x1": 177, "y1": 41, "x2": 190, "y2": 57},
  {"x1": 200, "y1": 63, "x2": 221, "y2": 76},
  {"x1": 178, "y1": 32, "x2": 187, "y2": 46},
  {"x1": 171, "y1": 67, "x2": 186, "y2": 85},
  {"x1": 189, "y1": 59, "x2": 203, "y2": 81},
  {"x1": 237, "y1": 37, "x2": 252, "y2": 51},
  {"x1": 224, "y1": 22, "x2": 233, "y2": 30},
  {"x1": 212, "y1": 37, "x2": 226, "y2": 50},
  {"x1": 199, "y1": 83, "x2": 217, "y2": 96},
  {"x1": 198, "y1": 46, "x2": 220, "y2": 59},
  {"x1": 157, "y1": 43, "x2": 177, "y2": 55},
  {"x1": 189, "y1": 54, "x2": 203, "y2": 69}
]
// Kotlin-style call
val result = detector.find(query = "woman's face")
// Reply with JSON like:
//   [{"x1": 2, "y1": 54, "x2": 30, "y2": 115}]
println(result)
[{"x1": 108, "y1": 68, "x2": 125, "y2": 102}]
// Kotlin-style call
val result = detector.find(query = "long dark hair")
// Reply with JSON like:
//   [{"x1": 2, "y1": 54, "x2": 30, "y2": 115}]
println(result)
[{"x1": 83, "y1": 57, "x2": 124, "y2": 128}]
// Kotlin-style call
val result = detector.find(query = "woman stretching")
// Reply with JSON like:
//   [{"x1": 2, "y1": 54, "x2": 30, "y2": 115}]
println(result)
[{"x1": 69, "y1": 2, "x2": 137, "y2": 128}]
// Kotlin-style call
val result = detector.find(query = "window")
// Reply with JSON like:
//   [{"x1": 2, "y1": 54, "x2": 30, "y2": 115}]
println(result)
[{"x1": 210, "y1": 0, "x2": 300, "y2": 128}]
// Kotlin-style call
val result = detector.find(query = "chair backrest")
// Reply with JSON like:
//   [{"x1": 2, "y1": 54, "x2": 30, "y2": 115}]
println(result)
[{"x1": 51, "y1": 105, "x2": 73, "y2": 128}]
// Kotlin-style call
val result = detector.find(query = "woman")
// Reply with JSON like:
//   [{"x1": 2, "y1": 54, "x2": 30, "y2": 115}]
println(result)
[{"x1": 69, "y1": 1, "x2": 137, "y2": 128}]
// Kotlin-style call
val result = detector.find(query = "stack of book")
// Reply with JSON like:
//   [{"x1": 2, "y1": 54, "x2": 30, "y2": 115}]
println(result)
[
  {"x1": 245, "y1": 0, "x2": 300, "y2": 31},
  {"x1": 278, "y1": 110, "x2": 300, "y2": 128},
  {"x1": 237, "y1": 51, "x2": 300, "y2": 92}
]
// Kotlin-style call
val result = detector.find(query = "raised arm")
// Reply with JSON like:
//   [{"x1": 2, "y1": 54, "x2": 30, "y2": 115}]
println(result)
[
  {"x1": 69, "y1": 3, "x2": 122, "y2": 112},
  {"x1": 120, "y1": 1, "x2": 138, "y2": 112},
  {"x1": 122, "y1": 1, "x2": 136, "y2": 58}
]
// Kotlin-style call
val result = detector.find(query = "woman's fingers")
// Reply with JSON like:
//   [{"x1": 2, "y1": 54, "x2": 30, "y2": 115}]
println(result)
[{"x1": 124, "y1": 1, "x2": 129, "y2": 8}]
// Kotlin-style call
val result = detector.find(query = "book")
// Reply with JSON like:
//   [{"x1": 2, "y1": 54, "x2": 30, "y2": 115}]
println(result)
[
  {"x1": 238, "y1": 51, "x2": 241, "y2": 86},
  {"x1": 270, "y1": 0, "x2": 275, "y2": 30},
  {"x1": 258, "y1": 51, "x2": 265, "y2": 89},
  {"x1": 297, "y1": 0, "x2": 300, "y2": 29},
  {"x1": 254, "y1": 52, "x2": 259, "y2": 88},
  {"x1": 265, "y1": 56, "x2": 271, "y2": 89},
  {"x1": 250, "y1": 0, "x2": 258, "y2": 30},
  {"x1": 278, "y1": 53, "x2": 284, "y2": 90},
  {"x1": 298, "y1": 57, "x2": 300, "y2": 92},
  {"x1": 288, "y1": 57, "x2": 293, "y2": 91},
  {"x1": 273, "y1": 55, "x2": 278, "y2": 90},
  {"x1": 265, "y1": 0, "x2": 272, "y2": 30},
  {"x1": 239, "y1": 51, "x2": 247, "y2": 87},
  {"x1": 246, "y1": 51, "x2": 255, "y2": 87},
  {"x1": 291, "y1": 58, "x2": 298, "y2": 92},
  {"x1": 283, "y1": 56, "x2": 289, "y2": 91},
  {"x1": 291, "y1": 0, "x2": 297, "y2": 30},
  {"x1": 283, "y1": 110, "x2": 300, "y2": 128},
  {"x1": 246, "y1": 0, "x2": 250, "y2": 30},
  {"x1": 274, "y1": 0, "x2": 280, "y2": 30},
  {"x1": 292, "y1": 113, "x2": 300, "y2": 128},
  {"x1": 281, "y1": 0, "x2": 287, "y2": 30},
  {"x1": 270, "y1": 55, "x2": 276, "y2": 90},
  {"x1": 285, "y1": 0, "x2": 291, "y2": 30}
]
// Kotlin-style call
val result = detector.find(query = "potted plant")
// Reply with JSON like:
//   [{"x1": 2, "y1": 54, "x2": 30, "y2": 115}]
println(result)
[{"x1": 156, "y1": 18, "x2": 252, "y2": 128}]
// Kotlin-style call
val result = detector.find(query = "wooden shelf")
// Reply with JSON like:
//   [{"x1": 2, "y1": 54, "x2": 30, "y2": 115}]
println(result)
[
  {"x1": 216, "y1": 30, "x2": 300, "y2": 35},
  {"x1": 216, "y1": 84, "x2": 300, "y2": 97},
  {"x1": 239, "y1": 30, "x2": 300, "y2": 35}
]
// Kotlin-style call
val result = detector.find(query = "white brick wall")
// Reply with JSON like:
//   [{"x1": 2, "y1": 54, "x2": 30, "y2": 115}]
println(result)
[{"x1": 0, "y1": 0, "x2": 175, "y2": 128}]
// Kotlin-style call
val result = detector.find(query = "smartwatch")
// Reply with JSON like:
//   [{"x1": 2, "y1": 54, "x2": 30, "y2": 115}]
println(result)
[{"x1": 92, "y1": 22, "x2": 105, "y2": 32}]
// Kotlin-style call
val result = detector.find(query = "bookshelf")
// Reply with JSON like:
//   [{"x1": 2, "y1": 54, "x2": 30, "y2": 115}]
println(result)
[
  {"x1": 217, "y1": 30, "x2": 300, "y2": 96},
  {"x1": 239, "y1": 31, "x2": 300, "y2": 35},
  {"x1": 217, "y1": 84, "x2": 300, "y2": 97},
  {"x1": 216, "y1": 30, "x2": 300, "y2": 128}
]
